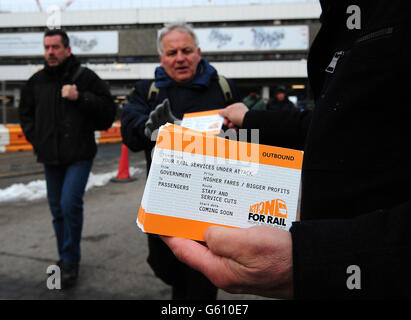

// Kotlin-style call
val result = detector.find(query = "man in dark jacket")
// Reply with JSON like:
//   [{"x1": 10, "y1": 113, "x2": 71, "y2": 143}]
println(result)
[
  {"x1": 266, "y1": 86, "x2": 295, "y2": 112},
  {"x1": 121, "y1": 22, "x2": 239, "y2": 300},
  {"x1": 163, "y1": 1, "x2": 411, "y2": 299},
  {"x1": 19, "y1": 29, "x2": 116, "y2": 289}
]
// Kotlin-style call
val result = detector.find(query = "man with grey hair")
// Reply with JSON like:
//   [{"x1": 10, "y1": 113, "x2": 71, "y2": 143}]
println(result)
[
  {"x1": 121, "y1": 22, "x2": 240, "y2": 300},
  {"x1": 156, "y1": 22, "x2": 200, "y2": 55}
]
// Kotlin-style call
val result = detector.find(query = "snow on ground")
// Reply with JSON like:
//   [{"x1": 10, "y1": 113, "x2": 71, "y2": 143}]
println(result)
[{"x1": 0, "y1": 167, "x2": 142, "y2": 203}]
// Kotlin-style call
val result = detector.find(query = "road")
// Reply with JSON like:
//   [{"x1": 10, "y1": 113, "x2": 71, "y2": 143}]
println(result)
[{"x1": 0, "y1": 143, "x2": 266, "y2": 300}]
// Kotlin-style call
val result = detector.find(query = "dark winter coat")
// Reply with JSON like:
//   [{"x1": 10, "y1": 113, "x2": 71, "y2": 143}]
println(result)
[
  {"x1": 266, "y1": 96, "x2": 295, "y2": 112},
  {"x1": 19, "y1": 55, "x2": 116, "y2": 165},
  {"x1": 243, "y1": 0, "x2": 411, "y2": 299}
]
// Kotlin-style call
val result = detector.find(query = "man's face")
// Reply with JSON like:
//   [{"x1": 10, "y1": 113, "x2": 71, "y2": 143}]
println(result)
[
  {"x1": 276, "y1": 92, "x2": 286, "y2": 101},
  {"x1": 159, "y1": 30, "x2": 202, "y2": 83},
  {"x1": 44, "y1": 35, "x2": 71, "y2": 67}
]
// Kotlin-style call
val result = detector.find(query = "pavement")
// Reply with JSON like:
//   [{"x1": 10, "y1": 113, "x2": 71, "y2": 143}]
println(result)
[{"x1": 0, "y1": 143, "x2": 269, "y2": 300}]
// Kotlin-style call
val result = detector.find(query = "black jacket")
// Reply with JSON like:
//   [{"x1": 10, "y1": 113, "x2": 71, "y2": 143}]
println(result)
[
  {"x1": 19, "y1": 55, "x2": 116, "y2": 165},
  {"x1": 266, "y1": 97, "x2": 295, "y2": 112},
  {"x1": 243, "y1": 0, "x2": 411, "y2": 299}
]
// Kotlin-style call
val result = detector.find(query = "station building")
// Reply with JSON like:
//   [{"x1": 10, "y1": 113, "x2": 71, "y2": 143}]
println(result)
[{"x1": 0, "y1": 2, "x2": 321, "y2": 123}]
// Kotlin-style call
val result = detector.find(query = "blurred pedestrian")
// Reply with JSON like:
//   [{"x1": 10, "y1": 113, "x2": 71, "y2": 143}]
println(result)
[
  {"x1": 163, "y1": 1, "x2": 411, "y2": 299},
  {"x1": 121, "y1": 22, "x2": 240, "y2": 300},
  {"x1": 19, "y1": 29, "x2": 116, "y2": 289},
  {"x1": 242, "y1": 91, "x2": 266, "y2": 111},
  {"x1": 266, "y1": 85, "x2": 295, "y2": 112}
]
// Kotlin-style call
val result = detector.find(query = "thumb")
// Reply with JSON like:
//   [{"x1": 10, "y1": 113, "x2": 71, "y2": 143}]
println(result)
[
  {"x1": 219, "y1": 108, "x2": 234, "y2": 127},
  {"x1": 205, "y1": 226, "x2": 248, "y2": 260},
  {"x1": 163, "y1": 99, "x2": 179, "y2": 122},
  {"x1": 163, "y1": 98, "x2": 170, "y2": 110},
  {"x1": 163, "y1": 99, "x2": 171, "y2": 115},
  {"x1": 219, "y1": 108, "x2": 229, "y2": 118},
  {"x1": 144, "y1": 126, "x2": 152, "y2": 139}
]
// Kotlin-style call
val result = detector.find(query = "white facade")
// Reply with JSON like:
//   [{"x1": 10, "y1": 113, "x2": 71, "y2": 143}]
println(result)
[
  {"x1": 0, "y1": 2, "x2": 320, "y2": 83},
  {"x1": 0, "y1": 60, "x2": 308, "y2": 81},
  {"x1": 0, "y1": 2, "x2": 320, "y2": 82},
  {"x1": 0, "y1": 3, "x2": 321, "y2": 28}
]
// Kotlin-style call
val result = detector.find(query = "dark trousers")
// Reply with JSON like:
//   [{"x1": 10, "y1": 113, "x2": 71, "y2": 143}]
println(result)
[
  {"x1": 147, "y1": 234, "x2": 218, "y2": 300},
  {"x1": 44, "y1": 160, "x2": 93, "y2": 264}
]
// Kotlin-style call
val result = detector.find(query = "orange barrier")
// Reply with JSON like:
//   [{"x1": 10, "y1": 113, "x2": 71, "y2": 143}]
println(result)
[
  {"x1": 6, "y1": 124, "x2": 31, "y2": 146},
  {"x1": 97, "y1": 121, "x2": 122, "y2": 144},
  {"x1": 0, "y1": 124, "x2": 33, "y2": 153},
  {"x1": 0, "y1": 122, "x2": 123, "y2": 153},
  {"x1": 3, "y1": 144, "x2": 34, "y2": 153}
]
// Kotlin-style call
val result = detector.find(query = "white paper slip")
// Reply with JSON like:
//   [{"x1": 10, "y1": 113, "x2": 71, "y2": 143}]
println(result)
[
  {"x1": 137, "y1": 124, "x2": 303, "y2": 241},
  {"x1": 180, "y1": 109, "x2": 224, "y2": 135}
]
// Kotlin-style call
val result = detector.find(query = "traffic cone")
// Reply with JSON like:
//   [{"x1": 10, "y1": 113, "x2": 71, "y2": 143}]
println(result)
[{"x1": 111, "y1": 144, "x2": 137, "y2": 183}]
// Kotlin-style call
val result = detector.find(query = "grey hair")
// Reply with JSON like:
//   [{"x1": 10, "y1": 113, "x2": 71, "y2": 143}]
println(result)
[{"x1": 157, "y1": 22, "x2": 199, "y2": 55}]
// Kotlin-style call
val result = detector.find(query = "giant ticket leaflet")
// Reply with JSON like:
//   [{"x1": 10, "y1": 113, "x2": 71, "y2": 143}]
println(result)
[{"x1": 137, "y1": 124, "x2": 303, "y2": 241}]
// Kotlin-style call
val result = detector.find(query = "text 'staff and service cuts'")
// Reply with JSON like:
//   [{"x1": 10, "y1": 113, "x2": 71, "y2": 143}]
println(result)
[{"x1": 137, "y1": 124, "x2": 303, "y2": 241}]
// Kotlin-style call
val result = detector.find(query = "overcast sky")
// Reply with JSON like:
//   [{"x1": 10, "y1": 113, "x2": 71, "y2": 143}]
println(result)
[{"x1": 0, "y1": 0, "x2": 316, "y2": 12}]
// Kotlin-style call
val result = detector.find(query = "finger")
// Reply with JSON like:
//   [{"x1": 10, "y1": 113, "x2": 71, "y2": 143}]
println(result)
[
  {"x1": 61, "y1": 88, "x2": 68, "y2": 98},
  {"x1": 219, "y1": 108, "x2": 229, "y2": 119},
  {"x1": 156, "y1": 100, "x2": 165, "y2": 112},
  {"x1": 144, "y1": 127, "x2": 152, "y2": 139},
  {"x1": 163, "y1": 99, "x2": 172, "y2": 115},
  {"x1": 163, "y1": 101, "x2": 178, "y2": 122},
  {"x1": 163, "y1": 98, "x2": 170, "y2": 111},
  {"x1": 161, "y1": 236, "x2": 233, "y2": 288},
  {"x1": 161, "y1": 236, "x2": 210, "y2": 273},
  {"x1": 145, "y1": 118, "x2": 154, "y2": 131},
  {"x1": 149, "y1": 109, "x2": 159, "y2": 126},
  {"x1": 157, "y1": 103, "x2": 166, "y2": 119},
  {"x1": 162, "y1": 100, "x2": 171, "y2": 120}
]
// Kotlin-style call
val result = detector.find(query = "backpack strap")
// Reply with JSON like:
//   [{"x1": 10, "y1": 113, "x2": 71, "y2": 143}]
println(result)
[
  {"x1": 147, "y1": 81, "x2": 160, "y2": 105},
  {"x1": 218, "y1": 75, "x2": 233, "y2": 104}
]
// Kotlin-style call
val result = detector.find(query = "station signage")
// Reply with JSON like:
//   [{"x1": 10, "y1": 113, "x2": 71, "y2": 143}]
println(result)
[
  {"x1": 0, "y1": 31, "x2": 119, "y2": 56},
  {"x1": 195, "y1": 25, "x2": 309, "y2": 52}
]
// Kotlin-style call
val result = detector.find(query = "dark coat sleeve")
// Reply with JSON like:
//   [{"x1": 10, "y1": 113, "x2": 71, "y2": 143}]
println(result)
[
  {"x1": 121, "y1": 81, "x2": 156, "y2": 152},
  {"x1": 242, "y1": 108, "x2": 312, "y2": 150},
  {"x1": 290, "y1": 201, "x2": 411, "y2": 299},
  {"x1": 18, "y1": 77, "x2": 37, "y2": 147},
  {"x1": 76, "y1": 70, "x2": 116, "y2": 131}
]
